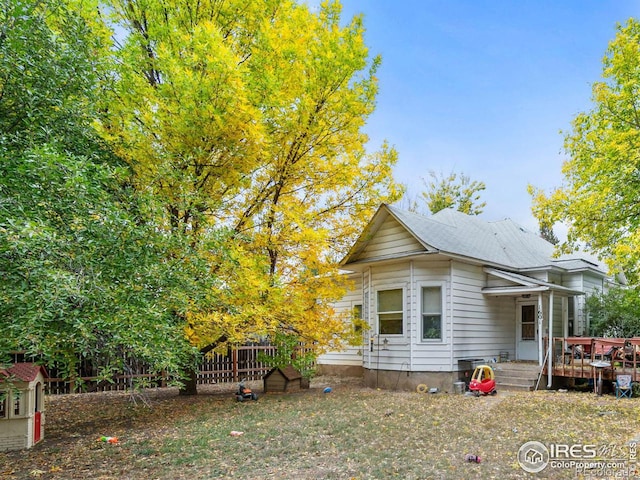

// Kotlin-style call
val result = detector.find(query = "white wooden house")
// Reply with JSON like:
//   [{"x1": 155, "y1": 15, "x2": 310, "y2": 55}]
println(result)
[
  {"x1": 317, "y1": 204, "x2": 612, "y2": 391},
  {"x1": 0, "y1": 363, "x2": 47, "y2": 451}
]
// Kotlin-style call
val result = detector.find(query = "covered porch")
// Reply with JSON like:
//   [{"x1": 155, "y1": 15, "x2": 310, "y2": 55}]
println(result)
[{"x1": 482, "y1": 267, "x2": 585, "y2": 365}]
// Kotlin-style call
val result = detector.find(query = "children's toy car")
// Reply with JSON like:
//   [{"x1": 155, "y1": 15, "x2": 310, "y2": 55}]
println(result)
[{"x1": 468, "y1": 364, "x2": 497, "y2": 396}]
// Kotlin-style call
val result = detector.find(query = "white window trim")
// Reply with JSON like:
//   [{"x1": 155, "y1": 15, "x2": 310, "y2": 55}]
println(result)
[
  {"x1": 12, "y1": 390, "x2": 25, "y2": 418},
  {"x1": 375, "y1": 285, "x2": 406, "y2": 337},
  {"x1": 419, "y1": 281, "x2": 447, "y2": 344}
]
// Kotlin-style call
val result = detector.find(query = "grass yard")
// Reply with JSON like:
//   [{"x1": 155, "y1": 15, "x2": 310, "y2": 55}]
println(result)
[{"x1": 1, "y1": 376, "x2": 639, "y2": 479}]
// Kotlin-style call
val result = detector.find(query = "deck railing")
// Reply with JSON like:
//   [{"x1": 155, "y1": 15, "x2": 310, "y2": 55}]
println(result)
[{"x1": 546, "y1": 336, "x2": 640, "y2": 383}]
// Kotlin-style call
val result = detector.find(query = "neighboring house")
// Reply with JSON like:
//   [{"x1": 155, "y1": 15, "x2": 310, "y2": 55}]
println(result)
[{"x1": 317, "y1": 204, "x2": 613, "y2": 390}]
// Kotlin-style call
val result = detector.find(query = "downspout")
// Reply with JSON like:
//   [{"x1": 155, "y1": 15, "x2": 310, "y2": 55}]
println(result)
[
  {"x1": 409, "y1": 260, "x2": 414, "y2": 372},
  {"x1": 362, "y1": 270, "x2": 368, "y2": 370},
  {"x1": 547, "y1": 290, "x2": 554, "y2": 389},
  {"x1": 366, "y1": 268, "x2": 372, "y2": 369},
  {"x1": 449, "y1": 260, "x2": 454, "y2": 372},
  {"x1": 369, "y1": 267, "x2": 373, "y2": 370},
  {"x1": 537, "y1": 293, "x2": 544, "y2": 366}
]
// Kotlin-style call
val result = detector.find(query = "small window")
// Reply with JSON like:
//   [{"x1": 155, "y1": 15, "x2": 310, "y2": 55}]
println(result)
[
  {"x1": 378, "y1": 289, "x2": 403, "y2": 335},
  {"x1": 422, "y1": 286, "x2": 443, "y2": 340},
  {"x1": 352, "y1": 304, "x2": 363, "y2": 333},
  {"x1": 0, "y1": 394, "x2": 6, "y2": 419},
  {"x1": 13, "y1": 392, "x2": 22, "y2": 417},
  {"x1": 521, "y1": 304, "x2": 536, "y2": 340}
]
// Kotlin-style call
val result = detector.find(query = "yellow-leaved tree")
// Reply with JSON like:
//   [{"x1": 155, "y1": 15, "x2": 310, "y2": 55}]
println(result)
[{"x1": 90, "y1": 0, "x2": 402, "y2": 392}]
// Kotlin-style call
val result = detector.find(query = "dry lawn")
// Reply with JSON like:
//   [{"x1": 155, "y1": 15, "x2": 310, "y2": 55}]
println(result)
[{"x1": 1, "y1": 377, "x2": 639, "y2": 479}]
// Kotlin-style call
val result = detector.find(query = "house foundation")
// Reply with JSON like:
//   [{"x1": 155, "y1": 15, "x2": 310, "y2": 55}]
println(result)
[
  {"x1": 363, "y1": 369, "x2": 458, "y2": 393},
  {"x1": 316, "y1": 364, "x2": 364, "y2": 378}
]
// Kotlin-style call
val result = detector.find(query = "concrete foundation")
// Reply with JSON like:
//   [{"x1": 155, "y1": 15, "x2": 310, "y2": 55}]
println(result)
[
  {"x1": 363, "y1": 369, "x2": 459, "y2": 393},
  {"x1": 316, "y1": 364, "x2": 468, "y2": 393},
  {"x1": 315, "y1": 364, "x2": 364, "y2": 378}
]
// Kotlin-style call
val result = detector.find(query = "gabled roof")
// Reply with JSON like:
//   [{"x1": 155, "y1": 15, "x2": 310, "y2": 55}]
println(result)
[
  {"x1": 0, "y1": 363, "x2": 48, "y2": 383},
  {"x1": 264, "y1": 365, "x2": 302, "y2": 381},
  {"x1": 342, "y1": 204, "x2": 607, "y2": 276}
]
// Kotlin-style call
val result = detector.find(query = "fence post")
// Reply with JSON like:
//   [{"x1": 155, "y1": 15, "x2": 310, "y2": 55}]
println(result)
[{"x1": 232, "y1": 349, "x2": 238, "y2": 382}]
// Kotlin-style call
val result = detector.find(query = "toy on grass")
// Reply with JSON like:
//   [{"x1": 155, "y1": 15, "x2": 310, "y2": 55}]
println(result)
[
  {"x1": 464, "y1": 454, "x2": 481, "y2": 463},
  {"x1": 99, "y1": 436, "x2": 119, "y2": 444},
  {"x1": 235, "y1": 379, "x2": 258, "y2": 402},
  {"x1": 468, "y1": 364, "x2": 497, "y2": 396}
]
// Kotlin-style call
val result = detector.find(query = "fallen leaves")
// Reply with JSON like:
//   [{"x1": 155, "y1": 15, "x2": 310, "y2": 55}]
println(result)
[{"x1": 0, "y1": 380, "x2": 638, "y2": 479}]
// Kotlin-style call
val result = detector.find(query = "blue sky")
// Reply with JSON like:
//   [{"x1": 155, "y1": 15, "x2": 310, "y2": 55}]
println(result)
[{"x1": 335, "y1": 0, "x2": 640, "y2": 234}]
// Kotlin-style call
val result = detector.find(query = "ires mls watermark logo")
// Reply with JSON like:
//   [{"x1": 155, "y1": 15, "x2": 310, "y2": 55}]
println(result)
[
  {"x1": 517, "y1": 441, "x2": 551, "y2": 473},
  {"x1": 517, "y1": 440, "x2": 638, "y2": 475}
]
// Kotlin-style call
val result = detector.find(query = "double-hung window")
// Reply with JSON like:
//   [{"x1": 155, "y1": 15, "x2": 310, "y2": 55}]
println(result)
[
  {"x1": 377, "y1": 288, "x2": 403, "y2": 335},
  {"x1": 422, "y1": 286, "x2": 443, "y2": 340}
]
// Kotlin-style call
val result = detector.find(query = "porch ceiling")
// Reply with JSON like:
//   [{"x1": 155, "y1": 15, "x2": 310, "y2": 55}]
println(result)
[{"x1": 482, "y1": 267, "x2": 585, "y2": 297}]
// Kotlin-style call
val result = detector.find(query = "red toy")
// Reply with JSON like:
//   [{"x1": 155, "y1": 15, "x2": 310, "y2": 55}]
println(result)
[{"x1": 468, "y1": 365, "x2": 497, "y2": 396}]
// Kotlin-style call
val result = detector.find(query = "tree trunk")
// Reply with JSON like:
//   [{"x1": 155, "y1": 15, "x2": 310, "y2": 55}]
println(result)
[
  {"x1": 179, "y1": 367, "x2": 198, "y2": 396},
  {"x1": 178, "y1": 335, "x2": 227, "y2": 396}
]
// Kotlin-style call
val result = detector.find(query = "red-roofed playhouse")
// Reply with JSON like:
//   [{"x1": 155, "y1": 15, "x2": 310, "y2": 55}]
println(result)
[{"x1": 0, "y1": 363, "x2": 47, "y2": 451}]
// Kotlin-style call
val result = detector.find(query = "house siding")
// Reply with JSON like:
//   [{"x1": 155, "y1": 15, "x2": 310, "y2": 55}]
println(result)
[
  {"x1": 452, "y1": 262, "x2": 515, "y2": 363},
  {"x1": 366, "y1": 262, "x2": 412, "y2": 371},
  {"x1": 547, "y1": 273, "x2": 566, "y2": 339},
  {"x1": 321, "y1": 259, "x2": 521, "y2": 373},
  {"x1": 358, "y1": 216, "x2": 424, "y2": 260},
  {"x1": 409, "y1": 259, "x2": 451, "y2": 372},
  {"x1": 562, "y1": 274, "x2": 584, "y2": 335},
  {"x1": 558, "y1": 272, "x2": 607, "y2": 335},
  {"x1": 317, "y1": 273, "x2": 363, "y2": 367}
]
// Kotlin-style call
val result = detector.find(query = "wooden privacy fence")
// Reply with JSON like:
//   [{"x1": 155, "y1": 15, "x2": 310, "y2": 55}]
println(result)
[{"x1": 44, "y1": 344, "x2": 281, "y2": 395}]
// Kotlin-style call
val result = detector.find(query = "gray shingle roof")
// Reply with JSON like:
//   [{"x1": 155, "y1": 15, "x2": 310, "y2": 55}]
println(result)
[{"x1": 364, "y1": 205, "x2": 606, "y2": 273}]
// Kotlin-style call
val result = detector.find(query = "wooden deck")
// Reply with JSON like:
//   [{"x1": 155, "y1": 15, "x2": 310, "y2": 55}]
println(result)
[{"x1": 546, "y1": 336, "x2": 640, "y2": 383}]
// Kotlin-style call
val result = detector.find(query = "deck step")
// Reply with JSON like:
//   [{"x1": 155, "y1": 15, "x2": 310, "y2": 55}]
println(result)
[{"x1": 493, "y1": 362, "x2": 541, "y2": 392}]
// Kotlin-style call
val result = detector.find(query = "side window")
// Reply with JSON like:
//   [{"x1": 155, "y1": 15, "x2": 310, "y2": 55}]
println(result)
[
  {"x1": 422, "y1": 286, "x2": 443, "y2": 340},
  {"x1": 377, "y1": 288, "x2": 403, "y2": 335},
  {"x1": 0, "y1": 393, "x2": 6, "y2": 419},
  {"x1": 13, "y1": 391, "x2": 23, "y2": 417},
  {"x1": 352, "y1": 304, "x2": 363, "y2": 333}
]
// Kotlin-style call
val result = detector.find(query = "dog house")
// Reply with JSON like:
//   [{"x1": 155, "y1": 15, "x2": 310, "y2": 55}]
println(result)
[
  {"x1": 0, "y1": 363, "x2": 48, "y2": 451},
  {"x1": 263, "y1": 365, "x2": 302, "y2": 393}
]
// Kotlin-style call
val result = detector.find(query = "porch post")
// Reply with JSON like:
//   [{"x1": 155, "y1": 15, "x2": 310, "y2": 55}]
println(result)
[
  {"x1": 548, "y1": 291, "x2": 554, "y2": 388},
  {"x1": 537, "y1": 293, "x2": 544, "y2": 366},
  {"x1": 562, "y1": 296, "x2": 568, "y2": 338}
]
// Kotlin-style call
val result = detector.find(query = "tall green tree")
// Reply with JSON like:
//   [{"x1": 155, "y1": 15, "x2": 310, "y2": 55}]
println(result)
[
  {"x1": 0, "y1": 0, "x2": 199, "y2": 387},
  {"x1": 529, "y1": 19, "x2": 640, "y2": 283},
  {"x1": 91, "y1": 0, "x2": 402, "y2": 393},
  {"x1": 412, "y1": 170, "x2": 486, "y2": 215},
  {"x1": 539, "y1": 222, "x2": 559, "y2": 245},
  {"x1": 586, "y1": 287, "x2": 640, "y2": 337}
]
